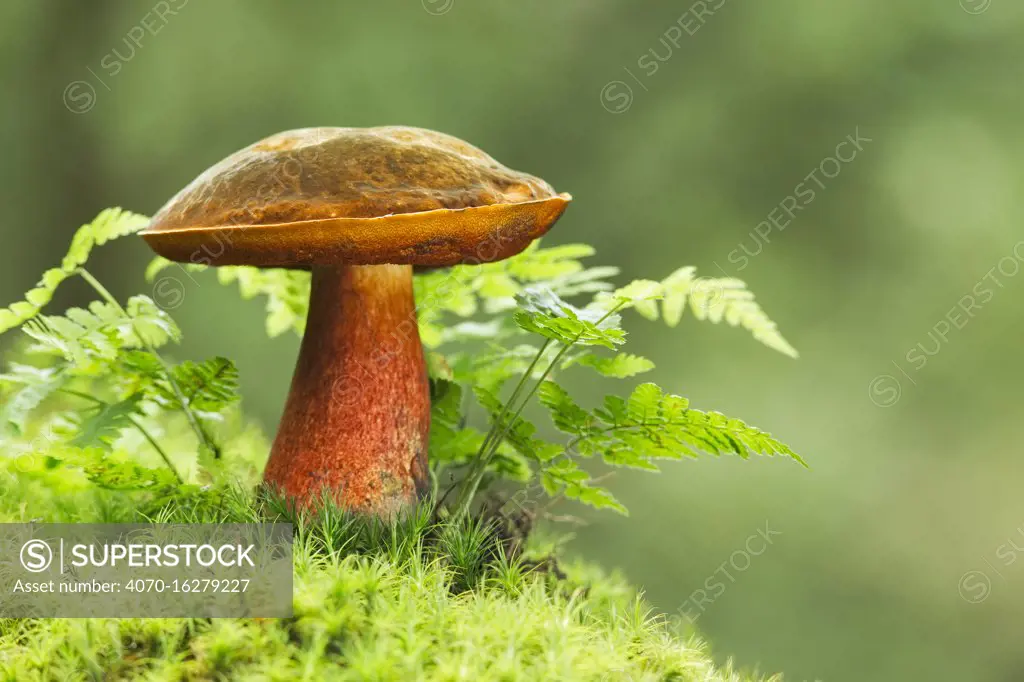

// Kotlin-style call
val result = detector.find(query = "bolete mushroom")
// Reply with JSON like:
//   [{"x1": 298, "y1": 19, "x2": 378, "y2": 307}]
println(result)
[{"x1": 140, "y1": 126, "x2": 570, "y2": 516}]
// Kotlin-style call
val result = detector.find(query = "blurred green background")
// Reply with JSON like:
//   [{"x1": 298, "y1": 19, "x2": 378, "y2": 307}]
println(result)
[{"x1": 2, "y1": 1, "x2": 1022, "y2": 680}]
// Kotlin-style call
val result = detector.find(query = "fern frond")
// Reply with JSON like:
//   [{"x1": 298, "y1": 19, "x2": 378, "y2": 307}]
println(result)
[
  {"x1": 540, "y1": 458, "x2": 627, "y2": 514},
  {"x1": 47, "y1": 444, "x2": 181, "y2": 491},
  {"x1": 540, "y1": 381, "x2": 804, "y2": 468},
  {"x1": 146, "y1": 259, "x2": 312, "y2": 338},
  {"x1": 144, "y1": 255, "x2": 207, "y2": 281},
  {"x1": 591, "y1": 279, "x2": 664, "y2": 318},
  {"x1": 215, "y1": 267, "x2": 310, "y2": 337},
  {"x1": 0, "y1": 208, "x2": 148, "y2": 335},
  {"x1": 473, "y1": 385, "x2": 561, "y2": 465},
  {"x1": 70, "y1": 393, "x2": 145, "y2": 451},
  {"x1": 505, "y1": 242, "x2": 596, "y2": 281},
  {"x1": 162, "y1": 357, "x2": 239, "y2": 416},
  {"x1": 513, "y1": 287, "x2": 625, "y2": 349},
  {"x1": 591, "y1": 267, "x2": 798, "y2": 358},
  {"x1": 0, "y1": 365, "x2": 65, "y2": 436},
  {"x1": 124, "y1": 296, "x2": 182, "y2": 348},
  {"x1": 416, "y1": 241, "x2": 618, "y2": 347},
  {"x1": 450, "y1": 343, "x2": 545, "y2": 392},
  {"x1": 571, "y1": 353, "x2": 655, "y2": 378},
  {"x1": 662, "y1": 268, "x2": 798, "y2": 358},
  {"x1": 19, "y1": 296, "x2": 180, "y2": 375},
  {"x1": 428, "y1": 380, "x2": 528, "y2": 479},
  {"x1": 22, "y1": 302, "x2": 129, "y2": 371},
  {"x1": 429, "y1": 380, "x2": 482, "y2": 463}
]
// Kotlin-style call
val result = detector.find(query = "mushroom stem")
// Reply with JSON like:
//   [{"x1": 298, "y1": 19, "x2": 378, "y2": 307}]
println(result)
[{"x1": 263, "y1": 264, "x2": 430, "y2": 516}]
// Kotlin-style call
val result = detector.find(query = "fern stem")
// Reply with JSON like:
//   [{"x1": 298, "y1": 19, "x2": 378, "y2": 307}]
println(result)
[
  {"x1": 478, "y1": 339, "x2": 553, "y2": 456},
  {"x1": 76, "y1": 268, "x2": 215, "y2": 458},
  {"x1": 490, "y1": 304, "x2": 625, "y2": 455},
  {"x1": 127, "y1": 415, "x2": 184, "y2": 484},
  {"x1": 453, "y1": 304, "x2": 626, "y2": 521},
  {"x1": 451, "y1": 340, "x2": 551, "y2": 518},
  {"x1": 55, "y1": 387, "x2": 184, "y2": 483},
  {"x1": 564, "y1": 422, "x2": 667, "y2": 454},
  {"x1": 55, "y1": 387, "x2": 103, "y2": 404}
]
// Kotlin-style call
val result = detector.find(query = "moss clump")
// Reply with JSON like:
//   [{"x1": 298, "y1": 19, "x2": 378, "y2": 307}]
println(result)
[{"x1": 0, "y1": 487, "x2": 775, "y2": 681}]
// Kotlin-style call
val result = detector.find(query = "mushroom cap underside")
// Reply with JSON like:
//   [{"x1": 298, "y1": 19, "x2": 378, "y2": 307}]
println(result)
[{"x1": 141, "y1": 126, "x2": 570, "y2": 267}]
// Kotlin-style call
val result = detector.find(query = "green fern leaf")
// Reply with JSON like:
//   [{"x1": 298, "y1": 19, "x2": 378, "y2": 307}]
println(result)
[
  {"x1": 514, "y1": 288, "x2": 625, "y2": 349},
  {"x1": 170, "y1": 357, "x2": 240, "y2": 415},
  {"x1": 567, "y1": 484, "x2": 627, "y2": 514},
  {"x1": 471, "y1": 385, "x2": 560, "y2": 463},
  {"x1": 144, "y1": 256, "x2": 175, "y2": 281},
  {"x1": 429, "y1": 381, "x2": 527, "y2": 477},
  {"x1": 591, "y1": 279, "x2": 664, "y2": 319},
  {"x1": 20, "y1": 296, "x2": 179, "y2": 375},
  {"x1": 149, "y1": 260, "x2": 312, "y2": 337},
  {"x1": 125, "y1": 296, "x2": 182, "y2": 348},
  {"x1": 545, "y1": 266, "x2": 619, "y2": 298},
  {"x1": 23, "y1": 303, "x2": 125, "y2": 371},
  {"x1": 540, "y1": 459, "x2": 627, "y2": 514},
  {"x1": 537, "y1": 381, "x2": 590, "y2": 434},
  {"x1": 505, "y1": 242, "x2": 595, "y2": 280},
  {"x1": 537, "y1": 380, "x2": 803, "y2": 477},
  {"x1": 215, "y1": 267, "x2": 311, "y2": 337},
  {"x1": 660, "y1": 268, "x2": 798, "y2": 358},
  {"x1": 451, "y1": 344, "x2": 544, "y2": 392},
  {"x1": 415, "y1": 241, "x2": 619, "y2": 347},
  {"x1": 57, "y1": 446, "x2": 180, "y2": 491},
  {"x1": 429, "y1": 379, "x2": 485, "y2": 467},
  {"x1": 0, "y1": 208, "x2": 148, "y2": 335},
  {"x1": 573, "y1": 353, "x2": 655, "y2": 378},
  {"x1": 0, "y1": 365, "x2": 65, "y2": 436},
  {"x1": 70, "y1": 393, "x2": 144, "y2": 451},
  {"x1": 62, "y1": 207, "x2": 149, "y2": 270}
]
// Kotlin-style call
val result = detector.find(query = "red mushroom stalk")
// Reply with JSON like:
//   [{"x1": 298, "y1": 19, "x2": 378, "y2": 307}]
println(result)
[{"x1": 264, "y1": 264, "x2": 429, "y2": 515}]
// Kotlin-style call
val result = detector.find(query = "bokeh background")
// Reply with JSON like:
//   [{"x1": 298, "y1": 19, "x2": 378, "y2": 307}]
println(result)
[{"x1": 2, "y1": 1, "x2": 1022, "y2": 680}]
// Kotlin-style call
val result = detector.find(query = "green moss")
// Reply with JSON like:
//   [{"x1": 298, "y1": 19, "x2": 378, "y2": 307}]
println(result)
[{"x1": 0, "y1": 485, "x2": 776, "y2": 681}]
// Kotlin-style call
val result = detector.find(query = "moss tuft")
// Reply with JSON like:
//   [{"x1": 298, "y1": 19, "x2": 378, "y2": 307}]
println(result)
[{"x1": 0, "y1": 487, "x2": 776, "y2": 681}]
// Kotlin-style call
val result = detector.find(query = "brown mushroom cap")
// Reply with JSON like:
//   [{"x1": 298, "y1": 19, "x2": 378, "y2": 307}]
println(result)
[{"x1": 141, "y1": 126, "x2": 571, "y2": 268}]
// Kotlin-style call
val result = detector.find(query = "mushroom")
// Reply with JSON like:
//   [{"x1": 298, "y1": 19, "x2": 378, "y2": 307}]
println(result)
[{"x1": 140, "y1": 126, "x2": 570, "y2": 516}]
